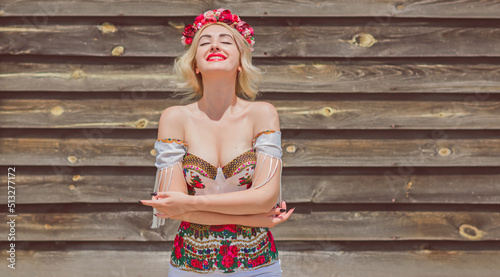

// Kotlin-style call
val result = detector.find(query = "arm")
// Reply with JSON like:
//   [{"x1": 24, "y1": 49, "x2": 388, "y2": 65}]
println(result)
[
  {"x1": 162, "y1": 203, "x2": 294, "y2": 228},
  {"x1": 141, "y1": 106, "x2": 191, "y2": 228},
  {"x1": 143, "y1": 102, "x2": 283, "y2": 216},
  {"x1": 155, "y1": 106, "x2": 188, "y2": 195}
]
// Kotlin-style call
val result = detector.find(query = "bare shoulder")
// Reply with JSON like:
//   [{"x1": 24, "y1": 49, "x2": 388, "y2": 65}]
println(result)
[
  {"x1": 157, "y1": 105, "x2": 187, "y2": 141},
  {"x1": 249, "y1": 101, "x2": 280, "y2": 135}
]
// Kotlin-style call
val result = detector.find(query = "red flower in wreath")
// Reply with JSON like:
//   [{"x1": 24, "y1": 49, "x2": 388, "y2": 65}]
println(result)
[
  {"x1": 181, "y1": 8, "x2": 255, "y2": 50},
  {"x1": 218, "y1": 10, "x2": 233, "y2": 24}
]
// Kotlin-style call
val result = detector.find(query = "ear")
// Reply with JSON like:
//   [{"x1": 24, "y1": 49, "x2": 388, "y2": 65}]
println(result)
[
  {"x1": 196, "y1": 68, "x2": 200, "y2": 74},
  {"x1": 237, "y1": 66, "x2": 242, "y2": 72}
]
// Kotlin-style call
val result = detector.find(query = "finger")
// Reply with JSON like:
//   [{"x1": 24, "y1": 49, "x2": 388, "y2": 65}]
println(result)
[
  {"x1": 139, "y1": 200, "x2": 158, "y2": 206},
  {"x1": 276, "y1": 207, "x2": 295, "y2": 221},
  {"x1": 154, "y1": 213, "x2": 169, "y2": 218},
  {"x1": 282, "y1": 208, "x2": 295, "y2": 220},
  {"x1": 273, "y1": 206, "x2": 283, "y2": 216},
  {"x1": 280, "y1": 200, "x2": 287, "y2": 211},
  {"x1": 155, "y1": 191, "x2": 171, "y2": 198}
]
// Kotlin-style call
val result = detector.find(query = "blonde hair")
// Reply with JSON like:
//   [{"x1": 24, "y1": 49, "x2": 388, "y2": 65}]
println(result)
[{"x1": 172, "y1": 22, "x2": 262, "y2": 102}]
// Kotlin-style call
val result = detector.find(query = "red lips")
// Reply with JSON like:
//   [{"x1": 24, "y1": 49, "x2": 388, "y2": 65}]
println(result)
[{"x1": 207, "y1": 53, "x2": 227, "y2": 61}]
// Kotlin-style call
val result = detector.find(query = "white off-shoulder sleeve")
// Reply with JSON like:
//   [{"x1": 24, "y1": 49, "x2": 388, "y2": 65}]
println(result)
[
  {"x1": 250, "y1": 130, "x2": 283, "y2": 206},
  {"x1": 150, "y1": 138, "x2": 187, "y2": 229}
]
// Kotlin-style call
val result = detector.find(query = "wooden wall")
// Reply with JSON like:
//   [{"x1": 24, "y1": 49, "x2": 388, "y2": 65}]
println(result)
[{"x1": 1, "y1": 1, "x2": 500, "y2": 276}]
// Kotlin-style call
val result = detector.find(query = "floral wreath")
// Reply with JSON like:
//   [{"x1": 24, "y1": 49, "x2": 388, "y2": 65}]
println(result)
[{"x1": 181, "y1": 8, "x2": 255, "y2": 51}]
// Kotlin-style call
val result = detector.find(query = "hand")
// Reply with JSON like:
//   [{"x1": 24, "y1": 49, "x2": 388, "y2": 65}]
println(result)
[
  {"x1": 251, "y1": 201, "x2": 295, "y2": 228},
  {"x1": 139, "y1": 191, "x2": 192, "y2": 218}
]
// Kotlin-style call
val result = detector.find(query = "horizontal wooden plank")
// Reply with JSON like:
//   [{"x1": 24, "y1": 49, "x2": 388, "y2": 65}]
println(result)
[
  {"x1": 1, "y1": 59, "x2": 500, "y2": 93},
  {"x1": 2, "y1": 97, "x2": 500, "y2": 129},
  {"x1": 2, "y1": 22, "x2": 500, "y2": 57},
  {"x1": 2, "y1": 248, "x2": 500, "y2": 277},
  {"x1": 1, "y1": 166, "x2": 500, "y2": 204},
  {"x1": 1, "y1": 0, "x2": 499, "y2": 18},
  {"x1": 2, "y1": 135, "x2": 500, "y2": 167},
  {"x1": 1, "y1": 210, "x2": 498, "y2": 241}
]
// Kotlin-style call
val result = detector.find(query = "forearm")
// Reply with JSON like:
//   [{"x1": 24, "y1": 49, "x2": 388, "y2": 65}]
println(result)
[
  {"x1": 171, "y1": 211, "x2": 264, "y2": 227},
  {"x1": 187, "y1": 182, "x2": 279, "y2": 215}
]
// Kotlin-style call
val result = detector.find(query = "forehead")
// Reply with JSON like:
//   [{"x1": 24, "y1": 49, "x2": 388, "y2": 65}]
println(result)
[{"x1": 199, "y1": 24, "x2": 234, "y2": 38}]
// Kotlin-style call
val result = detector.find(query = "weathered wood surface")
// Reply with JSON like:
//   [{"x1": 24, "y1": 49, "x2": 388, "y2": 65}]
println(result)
[
  {"x1": 1, "y1": 210, "x2": 497, "y2": 241},
  {"x1": 2, "y1": 135, "x2": 500, "y2": 167},
  {"x1": 1, "y1": 166, "x2": 499, "y2": 204},
  {"x1": 2, "y1": 22, "x2": 500, "y2": 57},
  {"x1": 2, "y1": 97, "x2": 500, "y2": 129},
  {"x1": 1, "y1": 0, "x2": 500, "y2": 18},
  {"x1": 2, "y1": 248, "x2": 500, "y2": 277},
  {"x1": 2, "y1": 59, "x2": 499, "y2": 93}
]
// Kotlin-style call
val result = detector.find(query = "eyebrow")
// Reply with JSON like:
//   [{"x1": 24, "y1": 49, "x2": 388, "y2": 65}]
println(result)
[{"x1": 199, "y1": 34, "x2": 234, "y2": 40}]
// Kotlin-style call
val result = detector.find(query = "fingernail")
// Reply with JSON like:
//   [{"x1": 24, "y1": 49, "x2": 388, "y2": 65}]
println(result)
[
  {"x1": 150, "y1": 192, "x2": 157, "y2": 196},
  {"x1": 280, "y1": 209, "x2": 286, "y2": 212},
  {"x1": 292, "y1": 207, "x2": 296, "y2": 210}
]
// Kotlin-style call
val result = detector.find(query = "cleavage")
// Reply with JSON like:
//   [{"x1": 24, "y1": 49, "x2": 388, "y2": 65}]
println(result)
[
  {"x1": 183, "y1": 149, "x2": 256, "y2": 180},
  {"x1": 186, "y1": 149, "x2": 253, "y2": 169}
]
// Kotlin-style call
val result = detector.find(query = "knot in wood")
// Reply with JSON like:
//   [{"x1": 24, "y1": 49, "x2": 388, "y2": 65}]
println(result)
[
  {"x1": 111, "y1": 45, "x2": 125, "y2": 56},
  {"x1": 67, "y1": 155, "x2": 78, "y2": 164},
  {"x1": 351, "y1": 33, "x2": 377, "y2": 48},
  {"x1": 72, "y1": 175, "x2": 81, "y2": 181},
  {"x1": 71, "y1": 69, "x2": 85, "y2": 79},
  {"x1": 320, "y1": 107, "x2": 334, "y2": 116},
  {"x1": 51, "y1": 106, "x2": 64, "y2": 116},
  {"x1": 437, "y1": 147, "x2": 452, "y2": 157},
  {"x1": 136, "y1": 118, "x2": 148, "y2": 129},
  {"x1": 98, "y1": 22, "x2": 117, "y2": 34},
  {"x1": 285, "y1": 144, "x2": 297, "y2": 153},
  {"x1": 459, "y1": 224, "x2": 483, "y2": 240},
  {"x1": 68, "y1": 185, "x2": 75, "y2": 190}
]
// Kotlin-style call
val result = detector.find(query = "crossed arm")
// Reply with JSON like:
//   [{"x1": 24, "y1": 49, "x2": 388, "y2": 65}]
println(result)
[
  {"x1": 140, "y1": 154, "x2": 289, "y2": 227},
  {"x1": 139, "y1": 102, "x2": 293, "y2": 227}
]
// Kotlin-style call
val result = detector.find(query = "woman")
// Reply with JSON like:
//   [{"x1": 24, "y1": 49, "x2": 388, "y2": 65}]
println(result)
[{"x1": 140, "y1": 8, "x2": 294, "y2": 276}]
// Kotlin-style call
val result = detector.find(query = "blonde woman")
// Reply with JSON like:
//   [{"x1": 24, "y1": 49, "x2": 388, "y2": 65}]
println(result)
[{"x1": 140, "y1": 8, "x2": 294, "y2": 276}]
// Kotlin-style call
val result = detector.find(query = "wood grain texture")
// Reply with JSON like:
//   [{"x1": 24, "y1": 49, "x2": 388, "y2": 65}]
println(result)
[
  {"x1": 0, "y1": 210, "x2": 498, "y2": 241},
  {"x1": 1, "y1": 60, "x2": 500, "y2": 93},
  {"x1": 2, "y1": 248, "x2": 500, "y2": 277},
  {"x1": 2, "y1": 97, "x2": 500, "y2": 129},
  {"x1": 1, "y1": 167, "x2": 499, "y2": 204},
  {"x1": 1, "y1": 0, "x2": 500, "y2": 18},
  {"x1": 1, "y1": 4, "x2": 499, "y2": 276},
  {"x1": 2, "y1": 22, "x2": 500, "y2": 57},
  {"x1": 2, "y1": 135, "x2": 500, "y2": 167}
]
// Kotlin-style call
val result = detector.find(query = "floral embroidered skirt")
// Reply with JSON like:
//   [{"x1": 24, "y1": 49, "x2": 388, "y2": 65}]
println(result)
[{"x1": 168, "y1": 221, "x2": 281, "y2": 275}]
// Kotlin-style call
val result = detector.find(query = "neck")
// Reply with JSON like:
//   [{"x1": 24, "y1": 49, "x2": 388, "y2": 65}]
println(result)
[{"x1": 198, "y1": 72, "x2": 238, "y2": 120}]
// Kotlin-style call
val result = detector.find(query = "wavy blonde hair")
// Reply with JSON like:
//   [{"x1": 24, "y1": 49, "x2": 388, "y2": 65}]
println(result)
[{"x1": 172, "y1": 22, "x2": 262, "y2": 102}]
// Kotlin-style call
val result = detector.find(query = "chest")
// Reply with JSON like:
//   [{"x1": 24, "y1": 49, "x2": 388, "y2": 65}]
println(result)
[
  {"x1": 183, "y1": 112, "x2": 254, "y2": 167},
  {"x1": 182, "y1": 149, "x2": 257, "y2": 195}
]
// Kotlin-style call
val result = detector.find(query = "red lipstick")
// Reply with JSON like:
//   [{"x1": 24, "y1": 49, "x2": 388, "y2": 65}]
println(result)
[{"x1": 207, "y1": 53, "x2": 227, "y2": 61}]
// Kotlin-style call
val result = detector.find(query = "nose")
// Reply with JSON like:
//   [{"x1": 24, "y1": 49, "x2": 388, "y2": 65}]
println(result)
[{"x1": 210, "y1": 40, "x2": 221, "y2": 51}]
